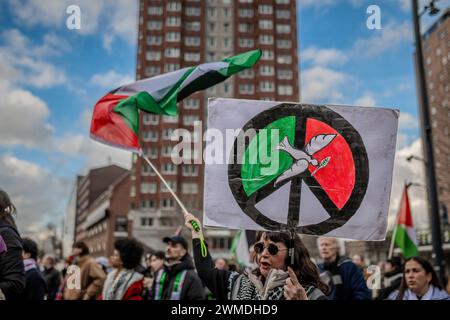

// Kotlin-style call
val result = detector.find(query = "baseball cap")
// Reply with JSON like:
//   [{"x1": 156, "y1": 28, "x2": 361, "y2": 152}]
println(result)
[{"x1": 163, "y1": 235, "x2": 188, "y2": 250}]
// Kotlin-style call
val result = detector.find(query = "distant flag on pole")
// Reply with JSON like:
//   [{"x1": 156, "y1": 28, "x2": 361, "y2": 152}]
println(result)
[
  {"x1": 230, "y1": 230, "x2": 251, "y2": 267},
  {"x1": 89, "y1": 49, "x2": 262, "y2": 153},
  {"x1": 393, "y1": 185, "x2": 419, "y2": 258}
]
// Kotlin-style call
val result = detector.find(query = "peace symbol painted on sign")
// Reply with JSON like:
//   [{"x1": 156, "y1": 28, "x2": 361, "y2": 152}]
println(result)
[{"x1": 227, "y1": 103, "x2": 369, "y2": 235}]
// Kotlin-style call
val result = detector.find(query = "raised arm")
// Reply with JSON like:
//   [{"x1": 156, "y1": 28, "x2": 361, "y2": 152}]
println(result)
[{"x1": 185, "y1": 213, "x2": 231, "y2": 300}]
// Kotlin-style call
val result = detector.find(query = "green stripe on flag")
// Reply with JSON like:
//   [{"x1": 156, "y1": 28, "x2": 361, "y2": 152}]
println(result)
[
  {"x1": 241, "y1": 116, "x2": 296, "y2": 196},
  {"x1": 394, "y1": 226, "x2": 419, "y2": 258}
]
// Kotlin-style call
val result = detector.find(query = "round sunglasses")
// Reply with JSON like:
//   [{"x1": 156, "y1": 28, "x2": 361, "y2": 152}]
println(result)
[{"x1": 253, "y1": 242, "x2": 288, "y2": 256}]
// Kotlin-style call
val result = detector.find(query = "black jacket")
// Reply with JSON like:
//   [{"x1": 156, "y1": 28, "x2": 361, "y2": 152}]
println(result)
[
  {"x1": 0, "y1": 222, "x2": 25, "y2": 300},
  {"x1": 23, "y1": 267, "x2": 47, "y2": 300},
  {"x1": 43, "y1": 267, "x2": 61, "y2": 300},
  {"x1": 150, "y1": 253, "x2": 204, "y2": 300}
]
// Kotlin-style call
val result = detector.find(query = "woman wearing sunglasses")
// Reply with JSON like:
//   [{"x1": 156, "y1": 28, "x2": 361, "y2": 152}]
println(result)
[{"x1": 184, "y1": 213, "x2": 328, "y2": 300}]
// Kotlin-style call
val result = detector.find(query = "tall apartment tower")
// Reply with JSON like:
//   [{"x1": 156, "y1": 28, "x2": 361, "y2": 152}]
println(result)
[
  {"x1": 421, "y1": 9, "x2": 450, "y2": 225},
  {"x1": 131, "y1": 0, "x2": 299, "y2": 254}
]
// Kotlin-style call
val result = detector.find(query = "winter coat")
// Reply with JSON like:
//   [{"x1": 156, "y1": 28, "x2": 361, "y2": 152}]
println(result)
[
  {"x1": 150, "y1": 253, "x2": 204, "y2": 300},
  {"x1": 101, "y1": 269, "x2": 144, "y2": 300},
  {"x1": 22, "y1": 258, "x2": 46, "y2": 300},
  {"x1": 193, "y1": 239, "x2": 327, "y2": 300},
  {"x1": 0, "y1": 222, "x2": 25, "y2": 300},
  {"x1": 43, "y1": 266, "x2": 61, "y2": 300},
  {"x1": 388, "y1": 284, "x2": 450, "y2": 300},
  {"x1": 318, "y1": 256, "x2": 371, "y2": 300},
  {"x1": 63, "y1": 255, "x2": 106, "y2": 300}
]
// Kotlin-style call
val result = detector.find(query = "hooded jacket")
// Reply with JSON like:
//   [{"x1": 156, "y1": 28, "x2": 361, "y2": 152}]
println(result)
[
  {"x1": 150, "y1": 253, "x2": 204, "y2": 300},
  {"x1": 0, "y1": 221, "x2": 25, "y2": 300}
]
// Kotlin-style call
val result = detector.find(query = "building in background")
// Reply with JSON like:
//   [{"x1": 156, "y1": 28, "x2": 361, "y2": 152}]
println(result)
[
  {"x1": 62, "y1": 181, "x2": 78, "y2": 258},
  {"x1": 421, "y1": 9, "x2": 450, "y2": 227},
  {"x1": 131, "y1": 0, "x2": 299, "y2": 259},
  {"x1": 73, "y1": 165, "x2": 131, "y2": 257}
]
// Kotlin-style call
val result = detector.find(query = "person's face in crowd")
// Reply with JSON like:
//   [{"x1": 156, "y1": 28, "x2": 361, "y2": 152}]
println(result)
[
  {"x1": 165, "y1": 241, "x2": 186, "y2": 262},
  {"x1": 255, "y1": 234, "x2": 288, "y2": 279},
  {"x1": 215, "y1": 258, "x2": 227, "y2": 270},
  {"x1": 43, "y1": 256, "x2": 54, "y2": 269},
  {"x1": 404, "y1": 260, "x2": 432, "y2": 296},
  {"x1": 110, "y1": 249, "x2": 123, "y2": 269},
  {"x1": 150, "y1": 255, "x2": 164, "y2": 272},
  {"x1": 22, "y1": 251, "x2": 31, "y2": 260},
  {"x1": 352, "y1": 254, "x2": 363, "y2": 267},
  {"x1": 384, "y1": 262, "x2": 394, "y2": 273},
  {"x1": 318, "y1": 237, "x2": 338, "y2": 262},
  {"x1": 145, "y1": 255, "x2": 152, "y2": 268}
]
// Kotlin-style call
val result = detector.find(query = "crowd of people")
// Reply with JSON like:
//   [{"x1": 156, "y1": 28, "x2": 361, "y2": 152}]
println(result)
[{"x1": 1, "y1": 190, "x2": 450, "y2": 301}]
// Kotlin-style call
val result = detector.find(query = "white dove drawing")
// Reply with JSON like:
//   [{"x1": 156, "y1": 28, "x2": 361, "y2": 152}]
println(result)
[{"x1": 274, "y1": 134, "x2": 336, "y2": 186}]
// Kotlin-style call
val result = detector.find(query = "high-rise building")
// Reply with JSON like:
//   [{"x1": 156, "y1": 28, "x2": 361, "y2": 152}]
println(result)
[
  {"x1": 421, "y1": 9, "x2": 450, "y2": 226},
  {"x1": 131, "y1": 0, "x2": 299, "y2": 256}
]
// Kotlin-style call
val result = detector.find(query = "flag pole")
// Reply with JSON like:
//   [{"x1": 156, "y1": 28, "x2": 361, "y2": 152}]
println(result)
[
  {"x1": 139, "y1": 149, "x2": 208, "y2": 257},
  {"x1": 140, "y1": 150, "x2": 189, "y2": 216}
]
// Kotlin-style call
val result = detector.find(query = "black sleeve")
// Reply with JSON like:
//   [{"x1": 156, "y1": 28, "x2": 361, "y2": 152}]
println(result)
[
  {"x1": 0, "y1": 227, "x2": 25, "y2": 300},
  {"x1": 184, "y1": 271, "x2": 205, "y2": 300},
  {"x1": 192, "y1": 238, "x2": 231, "y2": 300}
]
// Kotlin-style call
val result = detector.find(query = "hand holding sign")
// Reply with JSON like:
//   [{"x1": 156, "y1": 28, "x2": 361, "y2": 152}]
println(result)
[{"x1": 284, "y1": 267, "x2": 307, "y2": 300}]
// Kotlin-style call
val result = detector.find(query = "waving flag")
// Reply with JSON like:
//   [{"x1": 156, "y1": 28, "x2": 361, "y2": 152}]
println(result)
[
  {"x1": 393, "y1": 185, "x2": 419, "y2": 258},
  {"x1": 90, "y1": 49, "x2": 262, "y2": 152}
]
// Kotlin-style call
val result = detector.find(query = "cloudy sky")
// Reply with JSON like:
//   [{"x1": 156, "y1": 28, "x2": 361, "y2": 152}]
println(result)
[{"x1": 0, "y1": 0, "x2": 447, "y2": 237}]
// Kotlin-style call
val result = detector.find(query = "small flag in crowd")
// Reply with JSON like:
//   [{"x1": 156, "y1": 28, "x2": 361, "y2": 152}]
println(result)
[
  {"x1": 393, "y1": 185, "x2": 419, "y2": 258},
  {"x1": 230, "y1": 230, "x2": 251, "y2": 267},
  {"x1": 89, "y1": 49, "x2": 262, "y2": 153}
]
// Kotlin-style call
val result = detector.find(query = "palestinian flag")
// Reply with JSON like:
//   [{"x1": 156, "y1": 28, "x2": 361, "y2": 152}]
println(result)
[
  {"x1": 393, "y1": 185, "x2": 419, "y2": 258},
  {"x1": 90, "y1": 49, "x2": 262, "y2": 153}
]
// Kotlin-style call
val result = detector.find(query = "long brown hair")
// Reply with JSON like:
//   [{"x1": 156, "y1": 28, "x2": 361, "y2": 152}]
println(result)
[
  {"x1": 396, "y1": 256, "x2": 443, "y2": 300},
  {"x1": 254, "y1": 231, "x2": 329, "y2": 294},
  {"x1": 0, "y1": 189, "x2": 17, "y2": 228}
]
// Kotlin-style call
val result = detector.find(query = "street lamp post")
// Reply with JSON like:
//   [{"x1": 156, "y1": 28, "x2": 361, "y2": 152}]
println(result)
[{"x1": 411, "y1": 0, "x2": 446, "y2": 283}]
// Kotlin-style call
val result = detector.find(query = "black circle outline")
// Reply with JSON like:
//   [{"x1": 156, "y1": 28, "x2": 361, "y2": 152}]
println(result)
[{"x1": 227, "y1": 103, "x2": 369, "y2": 235}]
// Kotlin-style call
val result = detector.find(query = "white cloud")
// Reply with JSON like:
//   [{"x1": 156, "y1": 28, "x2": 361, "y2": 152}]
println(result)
[
  {"x1": 0, "y1": 154, "x2": 72, "y2": 236},
  {"x1": 388, "y1": 139, "x2": 428, "y2": 230},
  {"x1": 7, "y1": 0, "x2": 138, "y2": 47},
  {"x1": 90, "y1": 70, "x2": 134, "y2": 88},
  {"x1": 354, "y1": 93, "x2": 376, "y2": 107},
  {"x1": 0, "y1": 86, "x2": 54, "y2": 148},
  {"x1": 53, "y1": 133, "x2": 131, "y2": 170},
  {"x1": 351, "y1": 21, "x2": 413, "y2": 58},
  {"x1": 301, "y1": 66, "x2": 351, "y2": 103},
  {"x1": 399, "y1": 112, "x2": 419, "y2": 130},
  {"x1": 302, "y1": 47, "x2": 348, "y2": 66},
  {"x1": 0, "y1": 29, "x2": 68, "y2": 89}
]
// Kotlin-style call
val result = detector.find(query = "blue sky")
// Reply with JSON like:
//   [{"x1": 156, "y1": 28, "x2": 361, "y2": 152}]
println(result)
[{"x1": 0, "y1": 0, "x2": 448, "y2": 236}]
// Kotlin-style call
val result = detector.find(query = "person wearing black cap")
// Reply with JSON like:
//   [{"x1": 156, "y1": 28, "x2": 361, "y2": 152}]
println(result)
[
  {"x1": 376, "y1": 256, "x2": 403, "y2": 300},
  {"x1": 150, "y1": 235, "x2": 204, "y2": 300}
]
